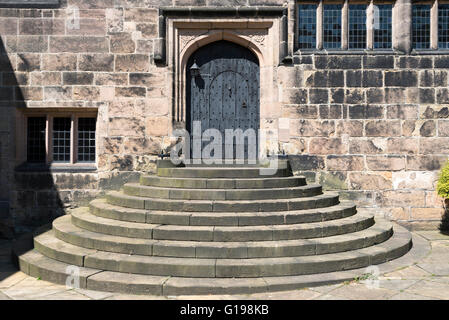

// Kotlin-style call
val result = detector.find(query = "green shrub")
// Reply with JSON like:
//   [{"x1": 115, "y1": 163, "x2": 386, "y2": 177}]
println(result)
[{"x1": 437, "y1": 160, "x2": 449, "y2": 200}]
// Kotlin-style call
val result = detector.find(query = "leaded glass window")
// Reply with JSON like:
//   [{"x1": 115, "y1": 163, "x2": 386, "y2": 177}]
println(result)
[
  {"x1": 349, "y1": 4, "x2": 367, "y2": 49},
  {"x1": 412, "y1": 4, "x2": 431, "y2": 49},
  {"x1": 323, "y1": 4, "x2": 342, "y2": 49},
  {"x1": 27, "y1": 117, "x2": 46, "y2": 163},
  {"x1": 52, "y1": 117, "x2": 71, "y2": 162},
  {"x1": 298, "y1": 4, "x2": 317, "y2": 49},
  {"x1": 439, "y1": 4, "x2": 449, "y2": 49},
  {"x1": 78, "y1": 118, "x2": 96, "y2": 162},
  {"x1": 373, "y1": 4, "x2": 392, "y2": 49}
]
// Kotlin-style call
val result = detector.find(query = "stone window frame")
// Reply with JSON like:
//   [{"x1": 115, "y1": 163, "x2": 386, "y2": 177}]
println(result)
[
  {"x1": 412, "y1": 0, "x2": 449, "y2": 50},
  {"x1": 295, "y1": 0, "x2": 396, "y2": 51},
  {"x1": 16, "y1": 110, "x2": 98, "y2": 168}
]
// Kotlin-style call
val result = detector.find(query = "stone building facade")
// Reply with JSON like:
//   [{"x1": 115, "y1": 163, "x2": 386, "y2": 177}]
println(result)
[{"x1": 0, "y1": 0, "x2": 448, "y2": 238}]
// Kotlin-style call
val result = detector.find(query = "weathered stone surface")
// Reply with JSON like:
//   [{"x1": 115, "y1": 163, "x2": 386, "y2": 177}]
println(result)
[
  {"x1": 42, "y1": 54, "x2": 77, "y2": 71},
  {"x1": 349, "y1": 172, "x2": 392, "y2": 190},
  {"x1": 326, "y1": 155, "x2": 364, "y2": 171},
  {"x1": 366, "y1": 156, "x2": 406, "y2": 171},
  {"x1": 115, "y1": 54, "x2": 149, "y2": 72},
  {"x1": 79, "y1": 54, "x2": 114, "y2": 71},
  {"x1": 50, "y1": 36, "x2": 109, "y2": 53}
]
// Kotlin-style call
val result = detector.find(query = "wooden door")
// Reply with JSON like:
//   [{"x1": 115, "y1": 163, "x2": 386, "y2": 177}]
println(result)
[{"x1": 187, "y1": 40, "x2": 260, "y2": 160}]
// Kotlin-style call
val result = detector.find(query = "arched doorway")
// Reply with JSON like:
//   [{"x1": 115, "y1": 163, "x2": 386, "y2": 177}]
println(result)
[{"x1": 186, "y1": 40, "x2": 260, "y2": 161}]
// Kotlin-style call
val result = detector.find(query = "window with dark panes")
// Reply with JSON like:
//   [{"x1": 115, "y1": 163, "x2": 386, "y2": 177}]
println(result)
[
  {"x1": 52, "y1": 117, "x2": 71, "y2": 162},
  {"x1": 298, "y1": 4, "x2": 317, "y2": 49},
  {"x1": 78, "y1": 118, "x2": 96, "y2": 162},
  {"x1": 373, "y1": 4, "x2": 392, "y2": 49},
  {"x1": 439, "y1": 4, "x2": 449, "y2": 49},
  {"x1": 349, "y1": 4, "x2": 367, "y2": 49},
  {"x1": 323, "y1": 4, "x2": 342, "y2": 49},
  {"x1": 412, "y1": 4, "x2": 431, "y2": 49},
  {"x1": 27, "y1": 117, "x2": 46, "y2": 163}
]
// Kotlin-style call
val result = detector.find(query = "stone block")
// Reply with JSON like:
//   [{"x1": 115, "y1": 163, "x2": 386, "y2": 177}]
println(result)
[
  {"x1": 349, "y1": 172, "x2": 392, "y2": 190},
  {"x1": 410, "y1": 208, "x2": 444, "y2": 220},
  {"x1": 44, "y1": 86, "x2": 72, "y2": 100},
  {"x1": 392, "y1": 171, "x2": 437, "y2": 190},
  {"x1": 30, "y1": 72, "x2": 61, "y2": 86},
  {"x1": 319, "y1": 171, "x2": 348, "y2": 190},
  {"x1": 344, "y1": 89, "x2": 365, "y2": 104},
  {"x1": 419, "y1": 88, "x2": 435, "y2": 104},
  {"x1": 438, "y1": 120, "x2": 449, "y2": 136},
  {"x1": 115, "y1": 54, "x2": 149, "y2": 72},
  {"x1": 17, "y1": 53, "x2": 41, "y2": 71},
  {"x1": 330, "y1": 88, "x2": 344, "y2": 103},
  {"x1": 336, "y1": 120, "x2": 363, "y2": 136},
  {"x1": 386, "y1": 105, "x2": 418, "y2": 119},
  {"x1": 363, "y1": 55, "x2": 394, "y2": 69},
  {"x1": 129, "y1": 73, "x2": 165, "y2": 87},
  {"x1": 366, "y1": 156, "x2": 406, "y2": 171},
  {"x1": 397, "y1": 56, "x2": 432, "y2": 69},
  {"x1": 309, "y1": 88, "x2": 328, "y2": 104},
  {"x1": 110, "y1": 33, "x2": 136, "y2": 53},
  {"x1": 319, "y1": 105, "x2": 342, "y2": 119},
  {"x1": 290, "y1": 120, "x2": 335, "y2": 137},
  {"x1": 106, "y1": 8, "x2": 124, "y2": 33},
  {"x1": 16, "y1": 86, "x2": 43, "y2": 100},
  {"x1": 309, "y1": 138, "x2": 346, "y2": 154},
  {"x1": 50, "y1": 36, "x2": 109, "y2": 53},
  {"x1": 72, "y1": 86, "x2": 100, "y2": 101},
  {"x1": 108, "y1": 117, "x2": 144, "y2": 138},
  {"x1": 136, "y1": 23, "x2": 157, "y2": 38},
  {"x1": 365, "y1": 88, "x2": 384, "y2": 104},
  {"x1": 434, "y1": 56, "x2": 449, "y2": 68},
  {"x1": 95, "y1": 73, "x2": 128, "y2": 86},
  {"x1": 406, "y1": 155, "x2": 448, "y2": 171},
  {"x1": 326, "y1": 155, "x2": 364, "y2": 171},
  {"x1": 42, "y1": 54, "x2": 77, "y2": 71},
  {"x1": 419, "y1": 120, "x2": 436, "y2": 137},
  {"x1": 145, "y1": 117, "x2": 170, "y2": 137},
  {"x1": 376, "y1": 190, "x2": 426, "y2": 207},
  {"x1": 19, "y1": 18, "x2": 64, "y2": 35},
  {"x1": 348, "y1": 105, "x2": 383, "y2": 119},
  {"x1": 315, "y1": 55, "x2": 362, "y2": 69},
  {"x1": 288, "y1": 155, "x2": 325, "y2": 171},
  {"x1": 306, "y1": 70, "x2": 344, "y2": 87},
  {"x1": 63, "y1": 72, "x2": 94, "y2": 85},
  {"x1": 385, "y1": 71, "x2": 418, "y2": 87},
  {"x1": 349, "y1": 138, "x2": 386, "y2": 154},
  {"x1": 365, "y1": 120, "x2": 401, "y2": 137},
  {"x1": 386, "y1": 137, "x2": 419, "y2": 154},
  {"x1": 79, "y1": 54, "x2": 114, "y2": 71},
  {"x1": 282, "y1": 89, "x2": 307, "y2": 104},
  {"x1": 115, "y1": 87, "x2": 146, "y2": 98},
  {"x1": 419, "y1": 138, "x2": 449, "y2": 154},
  {"x1": 66, "y1": 19, "x2": 106, "y2": 36}
]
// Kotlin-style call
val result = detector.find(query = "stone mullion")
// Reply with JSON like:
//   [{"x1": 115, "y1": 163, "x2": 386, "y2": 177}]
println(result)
[
  {"x1": 342, "y1": 0, "x2": 349, "y2": 49},
  {"x1": 393, "y1": 0, "x2": 412, "y2": 53},
  {"x1": 367, "y1": 0, "x2": 374, "y2": 50},
  {"x1": 317, "y1": 0, "x2": 324, "y2": 49},
  {"x1": 431, "y1": 0, "x2": 439, "y2": 49}
]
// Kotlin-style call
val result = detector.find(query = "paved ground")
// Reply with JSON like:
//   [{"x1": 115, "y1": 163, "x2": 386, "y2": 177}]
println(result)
[{"x1": 0, "y1": 231, "x2": 448, "y2": 300}]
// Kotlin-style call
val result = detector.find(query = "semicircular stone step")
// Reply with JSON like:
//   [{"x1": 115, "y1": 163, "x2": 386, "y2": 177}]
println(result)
[
  {"x1": 123, "y1": 183, "x2": 323, "y2": 201},
  {"x1": 140, "y1": 175, "x2": 307, "y2": 189},
  {"x1": 47, "y1": 227, "x2": 412, "y2": 278},
  {"x1": 105, "y1": 191, "x2": 340, "y2": 212},
  {"x1": 89, "y1": 198, "x2": 357, "y2": 226},
  {"x1": 157, "y1": 167, "x2": 291, "y2": 178},
  {"x1": 37, "y1": 219, "x2": 392, "y2": 260},
  {"x1": 17, "y1": 224, "x2": 413, "y2": 295},
  {"x1": 67, "y1": 208, "x2": 374, "y2": 242}
]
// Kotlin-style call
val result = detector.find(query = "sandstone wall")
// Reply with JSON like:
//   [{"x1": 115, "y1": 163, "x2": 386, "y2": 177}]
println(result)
[{"x1": 0, "y1": 0, "x2": 446, "y2": 236}]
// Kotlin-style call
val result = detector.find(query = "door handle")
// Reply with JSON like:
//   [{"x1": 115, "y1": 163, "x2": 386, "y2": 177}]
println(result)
[
  {"x1": 228, "y1": 86, "x2": 232, "y2": 97},
  {"x1": 242, "y1": 102, "x2": 247, "y2": 108}
]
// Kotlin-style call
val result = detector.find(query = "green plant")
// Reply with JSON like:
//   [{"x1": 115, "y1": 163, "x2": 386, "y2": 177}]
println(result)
[{"x1": 437, "y1": 160, "x2": 449, "y2": 201}]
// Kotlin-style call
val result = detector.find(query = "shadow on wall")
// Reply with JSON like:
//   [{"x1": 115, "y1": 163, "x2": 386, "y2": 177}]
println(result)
[{"x1": 0, "y1": 38, "x2": 63, "y2": 240}]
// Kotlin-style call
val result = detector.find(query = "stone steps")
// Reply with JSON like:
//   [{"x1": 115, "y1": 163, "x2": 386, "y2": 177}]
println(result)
[
  {"x1": 123, "y1": 183, "x2": 323, "y2": 200},
  {"x1": 68, "y1": 209, "x2": 374, "y2": 242},
  {"x1": 89, "y1": 198, "x2": 357, "y2": 226},
  {"x1": 105, "y1": 191, "x2": 340, "y2": 212},
  {"x1": 16, "y1": 162, "x2": 414, "y2": 295},
  {"x1": 157, "y1": 167, "x2": 291, "y2": 178},
  {"x1": 140, "y1": 175, "x2": 306, "y2": 189},
  {"x1": 21, "y1": 225, "x2": 412, "y2": 279},
  {"x1": 36, "y1": 220, "x2": 393, "y2": 260}
]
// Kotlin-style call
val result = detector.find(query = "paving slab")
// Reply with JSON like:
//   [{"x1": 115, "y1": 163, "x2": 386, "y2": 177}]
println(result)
[
  {"x1": 322, "y1": 282, "x2": 397, "y2": 300},
  {"x1": 0, "y1": 271, "x2": 27, "y2": 289},
  {"x1": 35, "y1": 290, "x2": 90, "y2": 300},
  {"x1": 74, "y1": 288, "x2": 114, "y2": 300},
  {"x1": 383, "y1": 265, "x2": 432, "y2": 279},
  {"x1": 0, "y1": 291, "x2": 11, "y2": 300},
  {"x1": 2, "y1": 277, "x2": 71, "y2": 300},
  {"x1": 405, "y1": 279, "x2": 449, "y2": 300},
  {"x1": 415, "y1": 231, "x2": 449, "y2": 241},
  {"x1": 389, "y1": 291, "x2": 438, "y2": 300}
]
